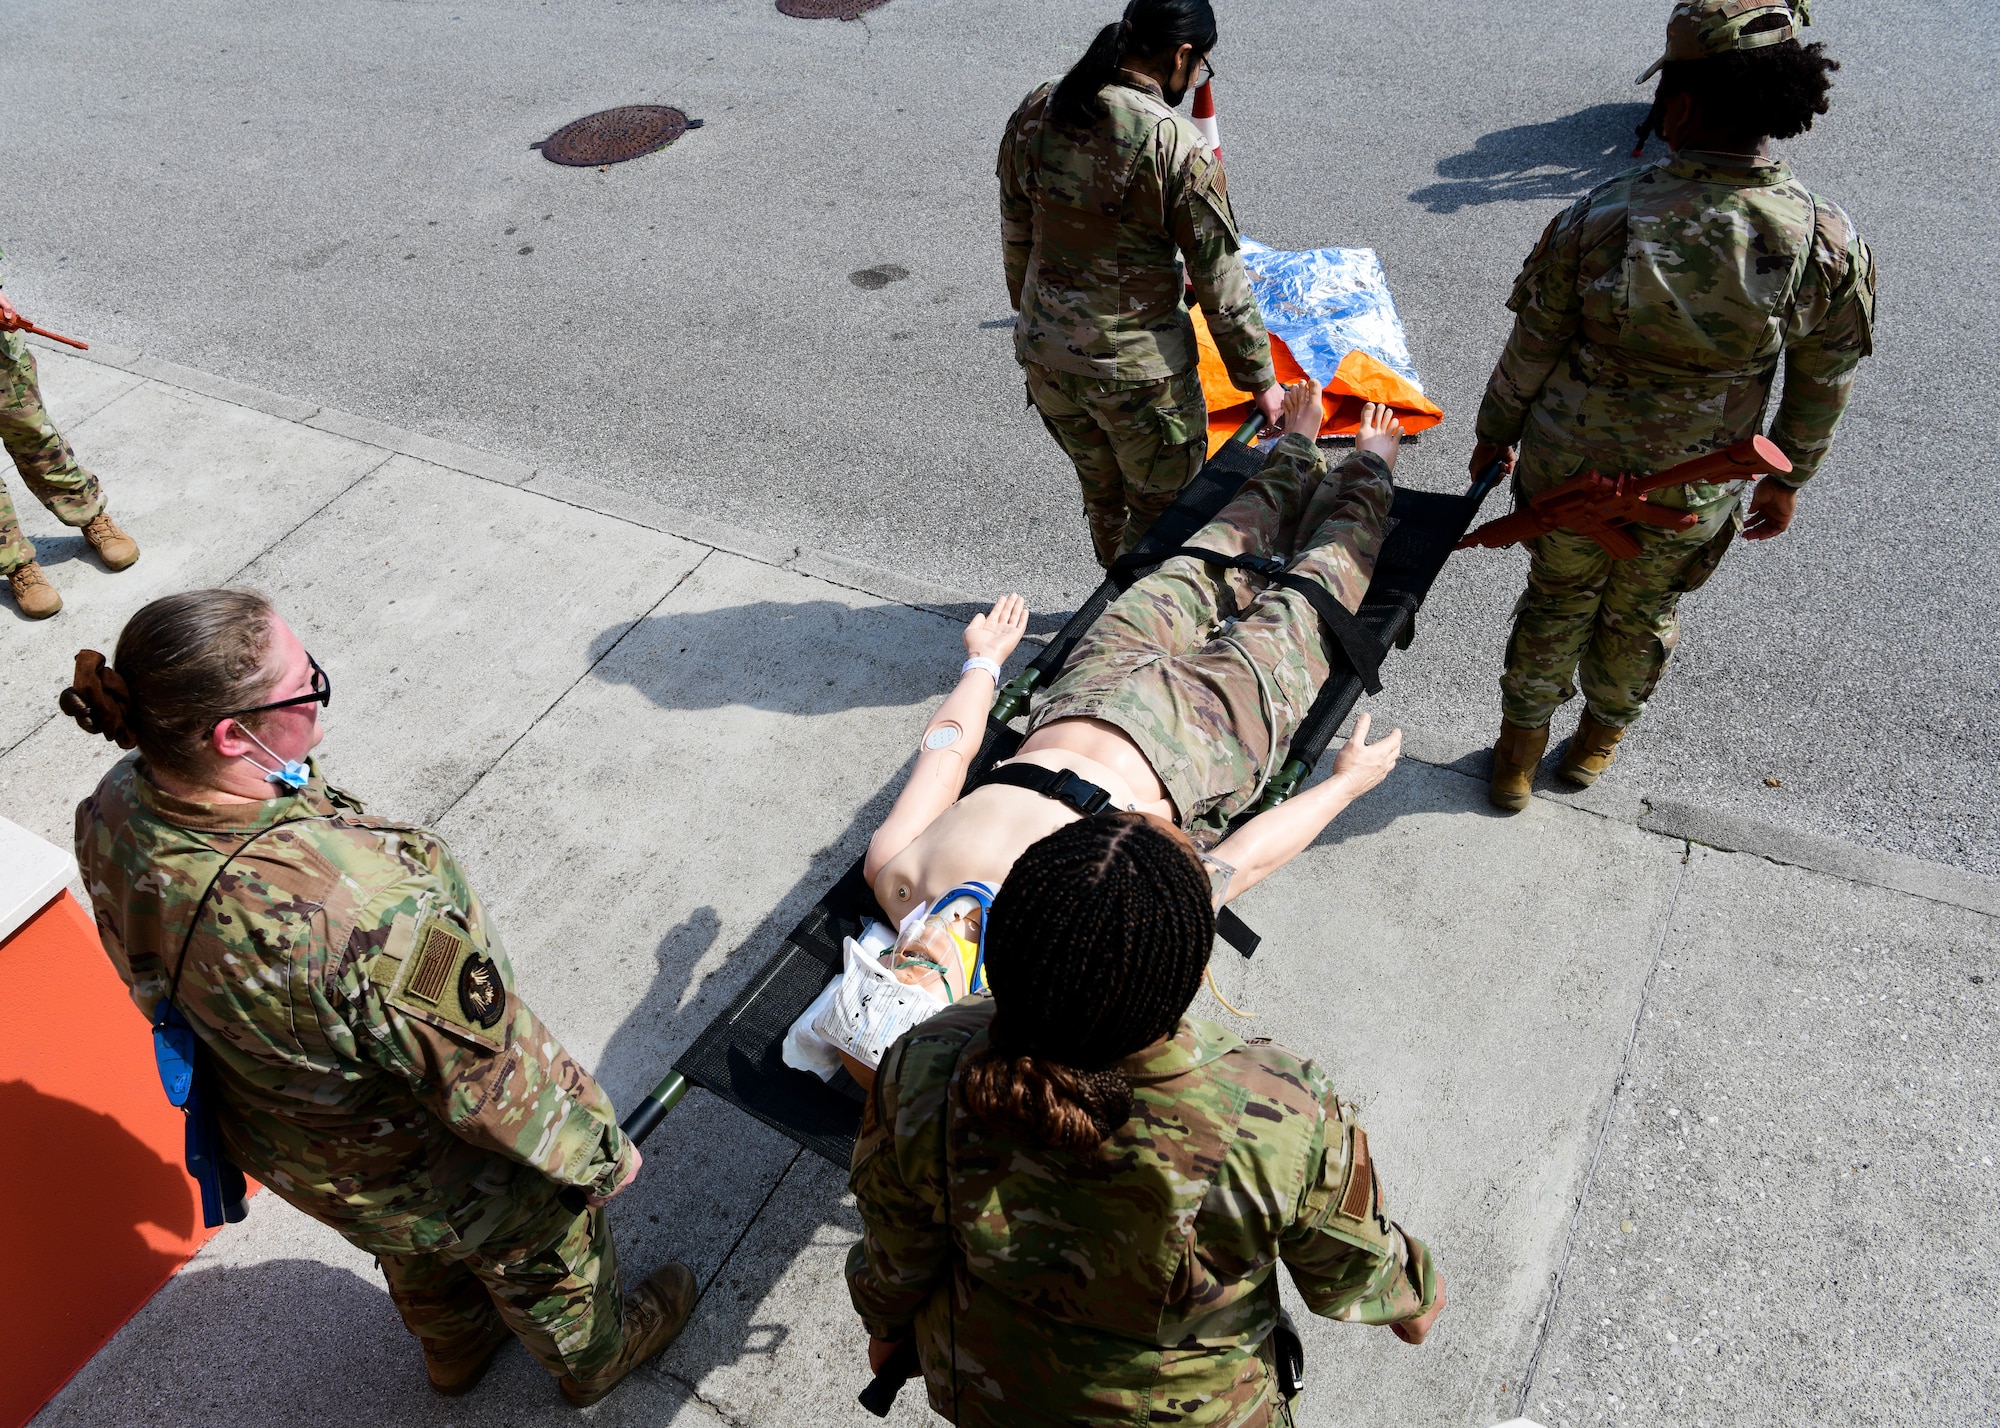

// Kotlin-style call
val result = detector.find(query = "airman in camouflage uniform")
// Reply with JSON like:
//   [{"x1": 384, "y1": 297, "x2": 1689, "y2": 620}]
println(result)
[
  {"x1": 1, "y1": 245, "x2": 140, "y2": 618},
  {"x1": 77, "y1": 756, "x2": 690, "y2": 1400},
  {"x1": 848, "y1": 998, "x2": 1439, "y2": 1427},
  {"x1": 1001, "y1": 69, "x2": 1277, "y2": 566},
  {"x1": 1031, "y1": 429, "x2": 1392, "y2": 845},
  {"x1": 1473, "y1": 0, "x2": 1876, "y2": 806}
]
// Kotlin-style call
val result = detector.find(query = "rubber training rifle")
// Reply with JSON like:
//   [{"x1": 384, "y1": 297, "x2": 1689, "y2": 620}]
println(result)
[
  {"x1": 1455, "y1": 435, "x2": 1792, "y2": 559},
  {"x1": 1, "y1": 309, "x2": 90, "y2": 350}
]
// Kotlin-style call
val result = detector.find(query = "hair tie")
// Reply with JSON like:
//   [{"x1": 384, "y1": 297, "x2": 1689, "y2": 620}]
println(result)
[{"x1": 59, "y1": 649, "x2": 138, "y2": 748}]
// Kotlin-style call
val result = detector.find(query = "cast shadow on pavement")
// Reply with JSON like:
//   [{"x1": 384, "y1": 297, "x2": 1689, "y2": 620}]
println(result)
[
  {"x1": 38, "y1": 1254, "x2": 699, "y2": 1427},
  {"x1": 586, "y1": 792, "x2": 907, "y2": 1405},
  {"x1": 1409, "y1": 103, "x2": 1653, "y2": 214},
  {"x1": 587, "y1": 599, "x2": 1071, "y2": 720}
]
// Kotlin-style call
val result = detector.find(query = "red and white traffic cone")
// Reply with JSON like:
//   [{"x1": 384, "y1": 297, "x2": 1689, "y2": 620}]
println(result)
[{"x1": 1191, "y1": 78, "x2": 1221, "y2": 157}]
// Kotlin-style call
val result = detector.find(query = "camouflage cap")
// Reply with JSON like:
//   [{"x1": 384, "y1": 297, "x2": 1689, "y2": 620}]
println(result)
[{"x1": 1636, "y1": 0, "x2": 1809, "y2": 84}]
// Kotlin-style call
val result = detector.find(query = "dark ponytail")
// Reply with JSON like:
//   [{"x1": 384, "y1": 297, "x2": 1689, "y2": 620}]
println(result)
[
  {"x1": 961, "y1": 812, "x2": 1214, "y2": 1154},
  {"x1": 1048, "y1": 0, "x2": 1219, "y2": 131}
]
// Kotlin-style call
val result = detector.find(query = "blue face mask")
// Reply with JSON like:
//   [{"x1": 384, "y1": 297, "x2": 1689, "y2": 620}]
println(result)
[{"x1": 238, "y1": 729, "x2": 310, "y2": 791}]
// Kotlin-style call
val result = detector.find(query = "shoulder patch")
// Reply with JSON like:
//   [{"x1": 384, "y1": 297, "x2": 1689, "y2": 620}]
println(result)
[
  {"x1": 1337, "y1": 1124, "x2": 1374, "y2": 1222},
  {"x1": 382, "y1": 915, "x2": 506, "y2": 1051}
]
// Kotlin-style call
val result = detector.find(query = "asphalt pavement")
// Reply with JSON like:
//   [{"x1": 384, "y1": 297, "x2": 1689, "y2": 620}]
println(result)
[{"x1": 0, "y1": 0, "x2": 1993, "y2": 868}]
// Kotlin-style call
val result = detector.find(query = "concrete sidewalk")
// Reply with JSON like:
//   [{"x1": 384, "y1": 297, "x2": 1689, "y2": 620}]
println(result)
[{"x1": 5, "y1": 342, "x2": 1994, "y2": 1428}]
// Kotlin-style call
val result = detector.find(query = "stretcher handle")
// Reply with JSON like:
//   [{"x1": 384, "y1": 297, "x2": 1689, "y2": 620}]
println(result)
[
  {"x1": 556, "y1": 1069, "x2": 692, "y2": 1214},
  {"x1": 1466, "y1": 455, "x2": 1509, "y2": 506}
]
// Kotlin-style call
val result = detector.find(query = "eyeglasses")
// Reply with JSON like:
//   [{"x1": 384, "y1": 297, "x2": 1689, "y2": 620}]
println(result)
[
  {"x1": 1195, "y1": 56, "x2": 1217, "y2": 86},
  {"x1": 224, "y1": 653, "x2": 331, "y2": 721}
]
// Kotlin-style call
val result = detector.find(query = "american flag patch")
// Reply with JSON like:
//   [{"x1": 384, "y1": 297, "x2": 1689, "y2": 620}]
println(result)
[{"x1": 407, "y1": 924, "x2": 463, "y2": 1004}]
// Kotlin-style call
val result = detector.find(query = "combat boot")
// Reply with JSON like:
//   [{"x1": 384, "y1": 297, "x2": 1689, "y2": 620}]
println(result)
[
  {"x1": 82, "y1": 511, "x2": 140, "y2": 570},
  {"x1": 424, "y1": 1318, "x2": 513, "y2": 1397},
  {"x1": 1487, "y1": 720, "x2": 1549, "y2": 812},
  {"x1": 1556, "y1": 710, "x2": 1628, "y2": 787},
  {"x1": 8, "y1": 561, "x2": 62, "y2": 619},
  {"x1": 558, "y1": 1261, "x2": 698, "y2": 1407}
]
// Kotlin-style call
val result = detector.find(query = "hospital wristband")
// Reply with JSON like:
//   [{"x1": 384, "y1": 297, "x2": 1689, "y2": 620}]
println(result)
[{"x1": 961, "y1": 656, "x2": 1003, "y2": 683}]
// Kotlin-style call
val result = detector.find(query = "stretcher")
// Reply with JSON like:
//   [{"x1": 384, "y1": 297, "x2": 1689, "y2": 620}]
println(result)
[{"x1": 579, "y1": 418, "x2": 1505, "y2": 1190}]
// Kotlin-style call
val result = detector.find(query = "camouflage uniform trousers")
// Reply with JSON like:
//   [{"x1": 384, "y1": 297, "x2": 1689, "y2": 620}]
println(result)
[
  {"x1": 375, "y1": 1195, "x2": 628, "y2": 1381},
  {"x1": 1499, "y1": 440, "x2": 1738, "y2": 731},
  {"x1": 1030, "y1": 434, "x2": 1392, "y2": 844},
  {"x1": 1, "y1": 335, "x2": 105, "y2": 575},
  {"x1": 1025, "y1": 361, "x2": 1208, "y2": 568}
]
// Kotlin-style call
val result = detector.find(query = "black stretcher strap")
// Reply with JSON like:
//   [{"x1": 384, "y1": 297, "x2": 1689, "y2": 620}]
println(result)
[
  {"x1": 1170, "y1": 546, "x2": 1384, "y2": 696},
  {"x1": 974, "y1": 761, "x2": 1262, "y2": 959},
  {"x1": 1269, "y1": 574, "x2": 1383, "y2": 695},
  {"x1": 972, "y1": 762, "x2": 1114, "y2": 816}
]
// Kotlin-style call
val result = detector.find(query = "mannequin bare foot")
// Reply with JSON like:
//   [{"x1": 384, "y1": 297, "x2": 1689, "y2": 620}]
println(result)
[
  {"x1": 1279, "y1": 378, "x2": 1323, "y2": 442},
  {"x1": 1355, "y1": 401, "x2": 1405, "y2": 471}
]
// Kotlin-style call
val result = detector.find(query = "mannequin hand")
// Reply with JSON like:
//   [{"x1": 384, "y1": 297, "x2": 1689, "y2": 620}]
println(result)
[{"x1": 965, "y1": 594, "x2": 1029, "y2": 665}]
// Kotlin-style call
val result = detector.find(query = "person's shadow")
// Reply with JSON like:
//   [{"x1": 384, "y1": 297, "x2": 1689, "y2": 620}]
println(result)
[{"x1": 1409, "y1": 103, "x2": 1654, "y2": 214}]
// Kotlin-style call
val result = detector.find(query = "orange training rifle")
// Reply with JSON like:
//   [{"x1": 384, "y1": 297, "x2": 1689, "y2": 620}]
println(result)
[{"x1": 1455, "y1": 435, "x2": 1793, "y2": 559}]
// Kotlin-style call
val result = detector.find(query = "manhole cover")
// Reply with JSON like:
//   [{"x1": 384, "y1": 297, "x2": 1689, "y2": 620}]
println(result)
[
  {"x1": 531, "y1": 106, "x2": 702, "y2": 166},
  {"x1": 777, "y1": 0, "x2": 889, "y2": 19}
]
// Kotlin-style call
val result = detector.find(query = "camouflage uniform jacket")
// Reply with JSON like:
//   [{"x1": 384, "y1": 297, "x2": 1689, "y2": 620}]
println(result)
[
  {"x1": 999, "y1": 76, "x2": 1276, "y2": 392},
  {"x1": 1475, "y1": 150, "x2": 1876, "y2": 519},
  {"x1": 76, "y1": 755, "x2": 634, "y2": 1256},
  {"x1": 847, "y1": 1000, "x2": 1438, "y2": 1427}
]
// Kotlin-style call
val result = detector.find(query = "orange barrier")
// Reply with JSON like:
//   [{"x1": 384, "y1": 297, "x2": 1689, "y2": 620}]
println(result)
[
  {"x1": 1191, "y1": 307, "x2": 1443, "y2": 456},
  {"x1": 0, "y1": 891, "x2": 248, "y2": 1427}
]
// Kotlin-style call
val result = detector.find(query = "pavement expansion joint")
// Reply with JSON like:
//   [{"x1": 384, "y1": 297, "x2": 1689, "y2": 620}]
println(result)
[
  {"x1": 1511, "y1": 853, "x2": 1691, "y2": 1420},
  {"x1": 25, "y1": 330, "x2": 1998, "y2": 918}
]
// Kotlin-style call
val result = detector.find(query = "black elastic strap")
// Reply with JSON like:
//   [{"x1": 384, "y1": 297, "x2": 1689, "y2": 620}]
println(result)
[
  {"x1": 1175, "y1": 546, "x2": 1289, "y2": 578},
  {"x1": 1116, "y1": 545, "x2": 1384, "y2": 694},
  {"x1": 1108, "y1": 544, "x2": 1287, "y2": 588},
  {"x1": 977, "y1": 764, "x2": 1264, "y2": 958},
  {"x1": 973, "y1": 762, "x2": 1114, "y2": 817},
  {"x1": 1269, "y1": 574, "x2": 1383, "y2": 695}
]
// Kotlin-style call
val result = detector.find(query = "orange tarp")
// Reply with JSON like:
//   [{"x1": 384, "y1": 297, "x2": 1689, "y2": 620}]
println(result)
[{"x1": 1192, "y1": 307, "x2": 1443, "y2": 456}]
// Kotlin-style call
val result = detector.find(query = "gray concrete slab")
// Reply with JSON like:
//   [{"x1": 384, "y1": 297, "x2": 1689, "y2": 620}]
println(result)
[
  {"x1": 1, "y1": 362, "x2": 387, "y2": 754},
  {"x1": 425, "y1": 550, "x2": 972, "y2": 1091},
  {"x1": 231, "y1": 453, "x2": 709, "y2": 822},
  {"x1": 1520, "y1": 847, "x2": 2000, "y2": 1427},
  {"x1": 32, "y1": 1188, "x2": 724, "y2": 1428},
  {"x1": 3, "y1": 0, "x2": 1992, "y2": 874},
  {"x1": 662, "y1": 1153, "x2": 935, "y2": 1427},
  {"x1": 27, "y1": 343, "x2": 145, "y2": 426},
  {"x1": 1213, "y1": 762, "x2": 1685, "y2": 1428}
]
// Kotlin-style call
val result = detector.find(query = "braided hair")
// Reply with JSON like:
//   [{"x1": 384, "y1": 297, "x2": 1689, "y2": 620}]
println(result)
[
  {"x1": 1047, "y1": 0, "x2": 1219, "y2": 131},
  {"x1": 961, "y1": 812, "x2": 1214, "y2": 1154}
]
